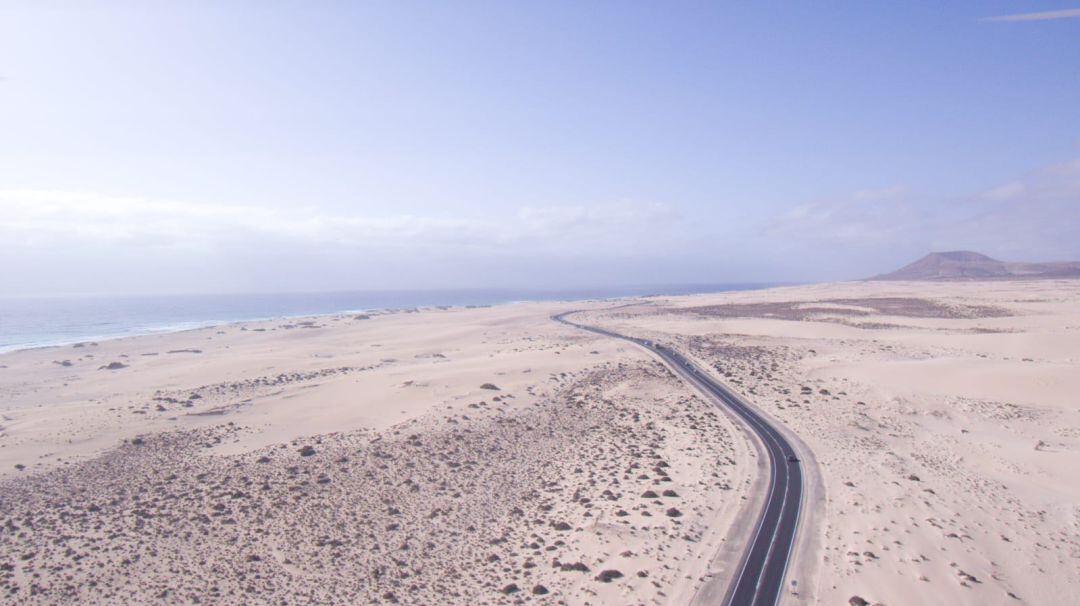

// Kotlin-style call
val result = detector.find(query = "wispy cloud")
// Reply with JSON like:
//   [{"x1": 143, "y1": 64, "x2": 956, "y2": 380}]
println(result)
[
  {"x1": 952, "y1": 157, "x2": 1080, "y2": 259},
  {"x1": 0, "y1": 190, "x2": 486, "y2": 250},
  {"x1": 764, "y1": 186, "x2": 917, "y2": 246},
  {"x1": 0, "y1": 190, "x2": 678, "y2": 256},
  {"x1": 985, "y1": 8, "x2": 1080, "y2": 22},
  {"x1": 516, "y1": 203, "x2": 677, "y2": 241},
  {"x1": 765, "y1": 157, "x2": 1080, "y2": 262}
]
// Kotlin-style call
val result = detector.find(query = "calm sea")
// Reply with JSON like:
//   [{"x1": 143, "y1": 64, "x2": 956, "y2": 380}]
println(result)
[{"x1": 0, "y1": 284, "x2": 769, "y2": 353}]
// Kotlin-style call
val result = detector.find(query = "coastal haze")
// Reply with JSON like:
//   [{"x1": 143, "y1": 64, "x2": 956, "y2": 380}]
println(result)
[{"x1": 2, "y1": 3, "x2": 1079, "y2": 606}]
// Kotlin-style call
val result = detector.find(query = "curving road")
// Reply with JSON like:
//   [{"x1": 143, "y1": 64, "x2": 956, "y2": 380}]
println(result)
[{"x1": 553, "y1": 311, "x2": 803, "y2": 606}]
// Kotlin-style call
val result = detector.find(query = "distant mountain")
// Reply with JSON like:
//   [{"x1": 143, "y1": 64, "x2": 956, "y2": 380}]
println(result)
[{"x1": 873, "y1": 251, "x2": 1080, "y2": 280}]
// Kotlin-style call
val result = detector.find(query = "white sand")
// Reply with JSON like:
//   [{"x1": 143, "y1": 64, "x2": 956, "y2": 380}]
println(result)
[
  {"x1": 581, "y1": 278, "x2": 1080, "y2": 605},
  {"x1": 3, "y1": 279, "x2": 1076, "y2": 604},
  {"x1": 0, "y1": 302, "x2": 753, "y2": 604}
]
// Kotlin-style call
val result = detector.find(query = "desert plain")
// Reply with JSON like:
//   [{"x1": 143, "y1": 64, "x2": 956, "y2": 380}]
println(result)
[{"x1": 1, "y1": 279, "x2": 1078, "y2": 605}]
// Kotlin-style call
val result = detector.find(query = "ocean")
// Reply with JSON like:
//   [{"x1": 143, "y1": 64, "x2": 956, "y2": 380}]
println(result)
[{"x1": 0, "y1": 284, "x2": 769, "y2": 354}]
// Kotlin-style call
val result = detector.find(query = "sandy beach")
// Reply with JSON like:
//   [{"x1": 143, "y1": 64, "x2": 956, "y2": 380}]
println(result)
[
  {"x1": 0, "y1": 302, "x2": 755, "y2": 604},
  {"x1": 2, "y1": 279, "x2": 1078, "y2": 604}
]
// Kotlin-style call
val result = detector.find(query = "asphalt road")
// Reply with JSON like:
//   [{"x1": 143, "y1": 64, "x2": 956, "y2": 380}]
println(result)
[{"x1": 553, "y1": 311, "x2": 803, "y2": 606}]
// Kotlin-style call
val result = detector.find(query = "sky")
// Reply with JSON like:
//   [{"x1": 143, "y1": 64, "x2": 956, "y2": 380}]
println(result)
[{"x1": 1, "y1": 2, "x2": 1078, "y2": 296}]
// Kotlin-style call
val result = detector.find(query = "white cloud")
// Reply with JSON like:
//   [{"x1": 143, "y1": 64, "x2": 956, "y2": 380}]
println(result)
[
  {"x1": 954, "y1": 158, "x2": 1080, "y2": 259},
  {"x1": 764, "y1": 158, "x2": 1080, "y2": 261},
  {"x1": 0, "y1": 189, "x2": 484, "y2": 249},
  {"x1": 0, "y1": 189, "x2": 677, "y2": 255},
  {"x1": 765, "y1": 186, "x2": 915, "y2": 246},
  {"x1": 985, "y1": 8, "x2": 1080, "y2": 22},
  {"x1": 851, "y1": 186, "x2": 906, "y2": 201},
  {"x1": 516, "y1": 202, "x2": 677, "y2": 240},
  {"x1": 982, "y1": 181, "x2": 1025, "y2": 201}
]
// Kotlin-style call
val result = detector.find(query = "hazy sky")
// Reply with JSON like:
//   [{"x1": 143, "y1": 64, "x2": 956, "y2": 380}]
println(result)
[{"x1": 2, "y1": 2, "x2": 1078, "y2": 295}]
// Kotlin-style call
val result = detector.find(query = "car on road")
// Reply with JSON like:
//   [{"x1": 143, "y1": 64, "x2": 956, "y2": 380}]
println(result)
[{"x1": 787, "y1": 455, "x2": 799, "y2": 463}]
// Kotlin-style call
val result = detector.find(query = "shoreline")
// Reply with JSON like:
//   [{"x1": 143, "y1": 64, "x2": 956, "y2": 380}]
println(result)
[
  {"x1": 0, "y1": 294, "x2": 755, "y2": 603},
  {"x1": 0, "y1": 283, "x2": 779, "y2": 356},
  {"x1": 1, "y1": 300, "x2": 565, "y2": 356},
  {"x1": 0, "y1": 308, "x2": 382, "y2": 356}
]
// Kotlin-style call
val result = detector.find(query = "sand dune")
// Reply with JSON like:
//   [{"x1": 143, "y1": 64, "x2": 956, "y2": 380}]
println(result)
[
  {"x1": 579, "y1": 278, "x2": 1080, "y2": 605},
  {"x1": 0, "y1": 303, "x2": 753, "y2": 604},
  {"x1": 3, "y1": 279, "x2": 1077, "y2": 604}
]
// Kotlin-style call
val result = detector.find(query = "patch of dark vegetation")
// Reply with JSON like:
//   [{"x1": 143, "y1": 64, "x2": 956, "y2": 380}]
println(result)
[
  {"x1": 685, "y1": 297, "x2": 1011, "y2": 321},
  {"x1": 0, "y1": 362, "x2": 735, "y2": 604}
]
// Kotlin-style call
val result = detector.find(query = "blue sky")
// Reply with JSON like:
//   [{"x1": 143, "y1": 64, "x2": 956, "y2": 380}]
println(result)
[{"x1": 1, "y1": 2, "x2": 1078, "y2": 295}]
